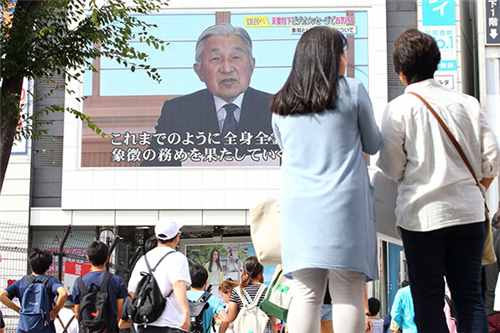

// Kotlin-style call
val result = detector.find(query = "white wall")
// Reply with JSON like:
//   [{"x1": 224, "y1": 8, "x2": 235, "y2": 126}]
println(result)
[
  {"x1": 31, "y1": 208, "x2": 253, "y2": 226},
  {"x1": 61, "y1": 0, "x2": 388, "y2": 216},
  {"x1": 0, "y1": 140, "x2": 31, "y2": 328}
]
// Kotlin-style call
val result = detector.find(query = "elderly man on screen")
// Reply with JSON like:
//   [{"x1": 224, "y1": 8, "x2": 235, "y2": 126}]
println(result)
[{"x1": 144, "y1": 24, "x2": 275, "y2": 166}]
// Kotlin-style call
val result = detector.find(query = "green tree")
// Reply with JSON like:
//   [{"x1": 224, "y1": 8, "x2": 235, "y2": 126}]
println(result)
[{"x1": 0, "y1": 0, "x2": 167, "y2": 192}]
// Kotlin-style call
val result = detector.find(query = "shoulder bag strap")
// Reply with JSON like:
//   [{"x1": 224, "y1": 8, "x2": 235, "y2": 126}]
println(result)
[
  {"x1": 64, "y1": 315, "x2": 76, "y2": 333},
  {"x1": 236, "y1": 287, "x2": 251, "y2": 307},
  {"x1": 252, "y1": 284, "x2": 267, "y2": 306},
  {"x1": 264, "y1": 267, "x2": 283, "y2": 301},
  {"x1": 57, "y1": 314, "x2": 75, "y2": 333},
  {"x1": 148, "y1": 251, "x2": 176, "y2": 298},
  {"x1": 143, "y1": 253, "x2": 153, "y2": 274},
  {"x1": 408, "y1": 92, "x2": 488, "y2": 211},
  {"x1": 199, "y1": 290, "x2": 212, "y2": 303},
  {"x1": 77, "y1": 276, "x2": 88, "y2": 296},
  {"x1": 101, "y1": 271, "x2": 112, "y2": 291},
  {"x1": 152, "y1": 250, "x2": 175, "y2": 272},
  {"x1": 56, "y1": 315, "x2": 65, "y2": 328}
]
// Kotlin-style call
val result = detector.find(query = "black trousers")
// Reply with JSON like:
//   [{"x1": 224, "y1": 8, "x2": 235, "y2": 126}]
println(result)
[{"x1": 401, "y1": 222, "x2": 487, "y2": 333}]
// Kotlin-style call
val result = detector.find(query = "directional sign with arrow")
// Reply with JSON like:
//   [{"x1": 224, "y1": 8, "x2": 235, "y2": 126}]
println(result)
[
  {"x1": 487, "y1": 0, "x2": 500, "y2": 44},
  {"x1": 491, "y1": 28, "x2": 499, "y2": 39}
]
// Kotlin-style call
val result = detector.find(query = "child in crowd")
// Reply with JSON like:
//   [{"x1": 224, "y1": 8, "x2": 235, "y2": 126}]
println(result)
[
  {"x1": 0, "y1": 248, "x2": 68, "y2": 333},
  {"x1": 365, "y1": 297, "x2": 384, "y2": 333},
  {"x1": 187, "y1": 264, "x2": 226, "y2": 333},
  {"x1": 72, "y1": 241, "x2": 128, "y2": 333}
]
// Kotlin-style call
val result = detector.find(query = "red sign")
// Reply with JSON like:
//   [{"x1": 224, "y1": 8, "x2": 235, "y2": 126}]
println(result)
[{"x1": 64, "y1": 261, "x2": 91, "y2": 276}]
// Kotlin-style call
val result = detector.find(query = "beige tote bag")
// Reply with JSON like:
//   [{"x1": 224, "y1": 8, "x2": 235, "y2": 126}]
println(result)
[{"x1": 249, "y1": 199, "x2": 282, "y2": 265}]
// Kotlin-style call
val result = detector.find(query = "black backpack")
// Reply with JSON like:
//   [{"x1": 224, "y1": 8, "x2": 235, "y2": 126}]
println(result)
[
  {"x1": 189, "y1": 291, "x2": 212, "y2": 333},
  {"x1": 77, "y1": 272, "x2": 114, "y2": 333},
  {"x1": 129, "y1": 251, "x2": 175, "y2": 325}
]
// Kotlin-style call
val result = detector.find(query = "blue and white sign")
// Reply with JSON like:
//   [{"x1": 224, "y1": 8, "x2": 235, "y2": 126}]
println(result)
[
  {"x1": 422, "y1": 0, "x2": 456, "y2": 26},
  {"x1": 421, "y1": 0, "x2": 458, "y2": 90}
]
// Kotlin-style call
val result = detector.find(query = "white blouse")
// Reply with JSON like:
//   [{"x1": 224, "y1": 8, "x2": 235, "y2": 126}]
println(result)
[{"x1": 377, "y1": 79, "x2": 500, "y2": 232}]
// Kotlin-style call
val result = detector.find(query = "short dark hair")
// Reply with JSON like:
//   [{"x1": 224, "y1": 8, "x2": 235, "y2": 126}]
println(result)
[
  {"x1": 190, "y1": 264, "x2": 208, "y2": 289},
  {"x1": 401, "y1": 280, "x2": 410, "y2": 288},
  {"x1": 87, "y1": 241, "x2": 109, "y2": 266},
  {"x1": 158, "y1": 236, "x2": 177, "y2": 245},
  {"x1": 368, "y1": 297, "x2": 381, "y2": 316},
  {"x1": 271, "y1": 26, "x2": 347, "y2": 115},
  {"x1": 393, "y1": 29, "x2": 441, "y2": 84},
  {"x1": 144, "y1": 236, "x2": 158, "y2": 252},
  {"x1": 29, "y1": 248, "x2": 53, "y2": 274}
]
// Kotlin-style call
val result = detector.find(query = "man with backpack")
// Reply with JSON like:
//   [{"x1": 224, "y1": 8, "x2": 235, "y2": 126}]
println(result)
[
  {"x1": 0, "y1": 248, "x2": 68, "y2": 333},
  {"x1": 71, "y1": 241, "x2": 128, "y2": 333},
  {"x1": 127, "y1": 220, "x2": 191, "y2": 333},
  {"x1": 187, "y1": 264, "x2": 226, "y2": 333}
]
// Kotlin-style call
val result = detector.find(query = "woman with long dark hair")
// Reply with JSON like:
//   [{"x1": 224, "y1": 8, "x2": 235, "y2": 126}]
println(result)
[
  {"x1": 205, "y1": 248, "x2": 224, "y2": 287},
  {"x1": 271, "y1": 26, "x2": 381, "y2": 333}
]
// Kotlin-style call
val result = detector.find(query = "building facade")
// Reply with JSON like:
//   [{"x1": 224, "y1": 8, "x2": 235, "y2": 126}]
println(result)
[{"x1": 2, "y1": 1, "x2": 497, "y2": 325}]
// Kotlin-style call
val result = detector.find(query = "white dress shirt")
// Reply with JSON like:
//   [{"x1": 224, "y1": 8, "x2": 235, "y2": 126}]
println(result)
[
  {"x1": 377, "y1": 79, "x2": 500, "y2": 232},
  {"x1": 214, "y1": 94, "x2": 243, "y2": 132}
]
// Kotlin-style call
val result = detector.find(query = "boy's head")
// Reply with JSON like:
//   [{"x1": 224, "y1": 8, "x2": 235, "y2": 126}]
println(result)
[
  {"x1": 87, "y1": 241, "x2": 109, "y2": 267},
  {"x1": 190, "y1": 264, "x2": 209, "y2": 289},
  {"x1": 367, "y1": 297, "x2": 381, "y2": 317},
  {"x1": 29, "y1": 248, "x2": 53, "y2": 275}
]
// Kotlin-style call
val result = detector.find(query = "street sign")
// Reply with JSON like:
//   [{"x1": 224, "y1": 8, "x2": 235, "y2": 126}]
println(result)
[
  {"x1": 423, "y1": 0, "x2": 456, "y2": 26},
  {"x1": 486, "y1": 0, "x2": 500, "y2": 44},
  {"x1": 435, "y1": 73, "x2": 456, "y2": 89}
]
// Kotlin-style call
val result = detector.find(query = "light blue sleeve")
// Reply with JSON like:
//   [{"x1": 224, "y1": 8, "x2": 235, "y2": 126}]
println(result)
[
  {"x1": 390, "y1": 290, "x2": 403, "y2": 327},
  {"x1": 356, "y1": 82, "x2": 382, "y2": 155}
]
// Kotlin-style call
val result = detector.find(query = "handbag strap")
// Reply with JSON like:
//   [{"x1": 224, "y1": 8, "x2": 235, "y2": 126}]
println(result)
[
  {"x1": 264, "y1": 267, "x2": 283, "y2": 301},
  {"x1": 408, "y1": 91, "x2": 488, "y2": 211},
  {"x1": 236, "y1": 287, "x2": 251, "y2": 307},
  {"x1": 252, "y1": 284, "x2": 267, "y2": 307}
]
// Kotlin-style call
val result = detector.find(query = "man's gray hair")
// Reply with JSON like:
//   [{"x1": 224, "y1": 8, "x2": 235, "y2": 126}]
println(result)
[{"x1": 195, "y1": 24, "x2": 253, "y2": 63}]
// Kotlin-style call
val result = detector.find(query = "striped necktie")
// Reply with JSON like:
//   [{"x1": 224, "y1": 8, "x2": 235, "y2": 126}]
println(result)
[{"x1": 221, "y1": 103, "x2": 238, "y2": 136}]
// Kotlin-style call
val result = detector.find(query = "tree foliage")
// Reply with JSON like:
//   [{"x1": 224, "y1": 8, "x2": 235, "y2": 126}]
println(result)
[{"x1": 0, "y1": 0, "x2": 167, "y2": 192}]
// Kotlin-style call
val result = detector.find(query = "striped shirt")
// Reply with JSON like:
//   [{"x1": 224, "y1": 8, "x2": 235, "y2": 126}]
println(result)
[{"x1": 230, "y1": 284, "x2": 267, "y2": 309}]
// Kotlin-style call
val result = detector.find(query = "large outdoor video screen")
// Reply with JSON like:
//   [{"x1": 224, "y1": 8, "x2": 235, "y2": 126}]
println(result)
[{"x1": 81, "y1": 10, "x2": 369, "y2": 167}]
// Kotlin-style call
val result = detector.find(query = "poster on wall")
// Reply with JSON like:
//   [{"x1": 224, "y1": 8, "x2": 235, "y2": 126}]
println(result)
[
  {"x1": 81, "y1": 9, "x2": 370, "y2": 167},
  {"x1": 185, "y1": 242, "x2": 275, "y2": 289}
]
